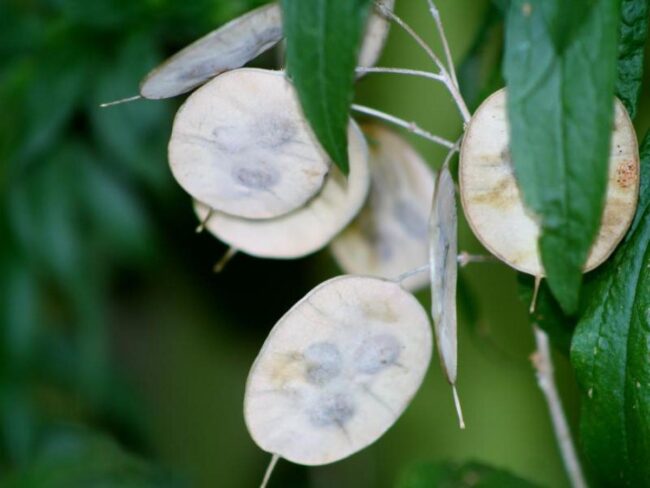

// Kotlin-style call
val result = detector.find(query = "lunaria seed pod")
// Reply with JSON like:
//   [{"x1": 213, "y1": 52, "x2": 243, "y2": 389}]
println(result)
[
  {"x1": 194, "y1": 120, "x2": 371, "y2": 259},
  {"x1": 330, "y1": 124, "x2": 435, "y2": 290},
  {"x1": 244, "y1": 275, "x2": 432, "y2": 465},
  {"x1": 139, "y1": 0, "x2": 395, "y2": 100},
  {"x1": 460, "y1": 88, "x2": 640, "y2": 276},
  {"x1": 429, "y1": 161, "x2": 465, "y2": 428},
  {"x1": 140, "y1": 3, "x2": 283, "y2": 100},
  {"x1": 169, "y1": 68, "x2": 331, "y2": 220}
]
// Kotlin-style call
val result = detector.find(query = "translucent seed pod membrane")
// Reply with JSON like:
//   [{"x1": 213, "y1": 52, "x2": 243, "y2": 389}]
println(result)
[
  {"x1": 169, "y1": 68, "x2": 331, "y2": 220},
  {"x1": 244, "y1": 276, "x2": 432, "y2": 465},
  {"x1": 331, "y1": 124, "x2": 435, "y2": 290},
  {"x1": 460, "y1": 88, "x2": 640, "y2": 276}
]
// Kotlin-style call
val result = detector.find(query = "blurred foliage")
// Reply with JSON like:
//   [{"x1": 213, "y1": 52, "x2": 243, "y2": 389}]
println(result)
[
  {"x1": 397, "y1": 461, "x2": 540, "y2": 488},
  {"x1": 0, "y1": 0, "x2": 267, "y2": 476},
  {"x1": 4, "y1": 426, "x2": 178, "y2": 488}
]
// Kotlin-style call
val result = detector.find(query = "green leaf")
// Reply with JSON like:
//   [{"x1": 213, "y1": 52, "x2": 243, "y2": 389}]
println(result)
[
  {"x1": 570, "y1": 132, "x2": 650, "y2": 486},
  {"x1": 397, "y1": 461, "x2": 540, "y2": 488},
  {"x1": 615, "y1": 0, "x2": 648, "y2": 119},
  {"x1": 517, "y1": 274, "x2": 576, "y2": 355},
  {"x1": 281, "y1": 0, "x2": 373, "y2": 174},
  {"x1": 503, "y1": 0, "x2": 621, "y2": 313}
]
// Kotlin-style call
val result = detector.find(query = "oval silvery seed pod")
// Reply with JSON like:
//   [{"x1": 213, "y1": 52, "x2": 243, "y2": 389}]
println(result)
[
  {"x1": 330, "y1": 124, "x2": 434, "y2": 291},
  {"x1": 169, "y1": 68, "x2": 331, "y2": 220},
  {"x1": 428, "y1": 161, "x2": 464, "y2": 428},
  {"x1": 140, "y1": 3, "x2": 283, "y2": 100},
  {"x1": 194, "y1": 121, "x2": 371, "y2": 259},
  {"x1": 459, "y1": 88, "x2": 640, "y2": 276},
  {"x1": 244, "y1": 275, "x2": 432, "y2": 466}
]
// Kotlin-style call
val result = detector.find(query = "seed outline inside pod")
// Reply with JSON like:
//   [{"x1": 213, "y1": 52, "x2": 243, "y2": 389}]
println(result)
[
  {"x1": 194, "y1": 120, "x2": 371, "y2": 259},
  {"x1": 169, "y1": 68, "x2": 332, "y2": 220},
  {"x1": 459, "y1": 88, "x2": 640, "y2": 276},
  {"x1": 244, "y1": 275, "x2": 432, "y2": 466}
]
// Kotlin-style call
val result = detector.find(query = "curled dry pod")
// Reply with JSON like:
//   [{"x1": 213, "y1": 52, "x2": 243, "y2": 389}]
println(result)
[
  {"x1": 169, "y1": 68, "x2": 331, "y2": 220},
  {"x1": 244, "y1": 275, "x2": 432, "y2": 465},
  {"x1": 194, "y1": 120, "x2": 370, "y2": 258},
  {"x1": 140, "y1": 3, "x2": 283, "y2": 100},
  {"x1": 330, "y1": 124, "x2": 435, "y2": 290},
  {"x1": 460, "y1": 88, "x2": 640, "y2": 276}
]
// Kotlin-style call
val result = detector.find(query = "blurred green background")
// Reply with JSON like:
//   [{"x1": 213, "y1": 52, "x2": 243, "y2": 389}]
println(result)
[{"x1": 2, "y1": 0, "x2": 649, "y2": 487}]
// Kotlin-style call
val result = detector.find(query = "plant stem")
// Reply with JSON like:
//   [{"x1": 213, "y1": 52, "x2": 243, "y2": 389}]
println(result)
[
  {"x1": 351, "y1": 104, "x2": 456, "y2": 149},
  {"x1": 456, "y1": 252, "x2": 496, "y2": 267},
  {"x1": 396, "y1": 264, "x2": 430, "y2": 284},
  {"x1": 356, "y1": 66, "x2": 445, "y2": 83},
  {"x1": 375, "y1": 1, "x2": 471, "y2": 123},
  {"x1": 531, "y1": 327, "x2": 587, "y2": 488},
  {"x1": 213, "y1": 247, "x2": 238, "y2": 273},
  {"x1": 99, "y1": 95, "x2": 142, "y2": 108},
  {"x1": 260, "y1": 454, "x2": 280, "y2": 488},
  {"x1": 426, "y1": 0, "x2": 459, "y2": 88}
]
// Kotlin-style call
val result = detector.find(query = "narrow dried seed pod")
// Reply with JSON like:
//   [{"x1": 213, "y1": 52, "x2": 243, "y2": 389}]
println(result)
[
  {"x1": 169, "y1": 68, "x2": 331, "y2": 220},
  {"x1": 194, "y1": 121, "x2": 370, "y2": 259},
  {"x1": 429, "y1": 162, "x2": 464, "y2": 428},
  {"x1": 460, "y1": 89, "x2": 640, "y2": 276},
  {"x1": 140, "y1": 3, "x2": 283, "y2": 100},
  {"x1": 330, "y1": 124, "x2": 435, "y2": 290},
  {"x1": 244, "y1": 275, "x2": 432, "y2": 466},
  {"x1": 358, "y1": 0, "x2": 395, "y2": 69}
]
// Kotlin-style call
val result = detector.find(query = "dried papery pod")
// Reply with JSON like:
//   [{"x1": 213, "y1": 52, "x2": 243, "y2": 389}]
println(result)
[
  {"x1": 140, "y1": 4, "x2": 283, "y2": 100},
  {"x1": 330, "y1": 124, "x2": 435, "y2": 290},
  {"x1": 460, "y1": 88, "x2": 640, "y2": 276},
  {"x1": 194, "y1": 121, "x2": 370, "y2": 258},
  {"x1": 244, "y1": 275, "x2": 432, "y2": 465},
  {"x1": 169, "y1": 68, "x2": 331, "y2": 220},
  {"x1": 139, "y1": 0, "x2": 394, "y2": 101},
  {"x1": 358, "y1": 0, "x2": 395, "y2": 70},
  {"x1": 429, "y1": 162, "x2": 463, "y2": 428}
]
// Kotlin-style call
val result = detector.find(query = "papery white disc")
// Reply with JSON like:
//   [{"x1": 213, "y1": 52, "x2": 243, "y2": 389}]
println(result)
[
  {"x1": 170, "y1": 68, "x2": 331, "y2": 220},
  {"x1": 194, "y1": 121, "x2": 371, "y2": 258},
  {"x1": 331, "y1": 124, "x2": 435, "y2": 290},
  {"x1": 244, "y1": 275, "x2": 432, "y2": 465},
  {"x1": 459, "y1": 88, "x2": 640, "y2": 275}
]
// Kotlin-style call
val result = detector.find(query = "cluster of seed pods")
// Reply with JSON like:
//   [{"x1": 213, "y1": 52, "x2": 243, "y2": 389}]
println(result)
[{"x1": 107, "y1": 0, "x2": 642, "y2": 484}]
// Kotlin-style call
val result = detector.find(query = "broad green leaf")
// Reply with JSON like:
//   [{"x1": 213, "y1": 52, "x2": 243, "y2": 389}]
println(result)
[
  {"x1": 397, "y1": 461, "x2": 540, "y2": 488},
  {"x1": 615, "y1": 0, "x2": 648, "y2": 118},
  {"x1": 503, "y1": 0, "x2": 621, "y2": 313},
  {"x1": 281, "y1": 0, "x2": 373, "y2": 174},
  {"x1": 571, "y1": 132, "x2": 650, "y2": 486}
]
